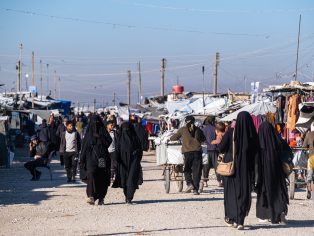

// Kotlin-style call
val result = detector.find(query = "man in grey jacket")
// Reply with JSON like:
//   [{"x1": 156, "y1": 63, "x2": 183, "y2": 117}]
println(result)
[{"x1": 59, "y1": 120, "x2": 81, "y2": 182}]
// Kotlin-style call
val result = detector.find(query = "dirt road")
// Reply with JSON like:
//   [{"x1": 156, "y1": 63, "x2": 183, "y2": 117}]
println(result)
[{"x1": 0, "y1": 151, "x2": 313, "y2": 236}]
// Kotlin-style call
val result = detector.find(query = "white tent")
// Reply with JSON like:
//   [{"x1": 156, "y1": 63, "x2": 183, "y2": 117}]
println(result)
[{"x1": 221, "y1": 102, "x2": 276, "y2": 121}]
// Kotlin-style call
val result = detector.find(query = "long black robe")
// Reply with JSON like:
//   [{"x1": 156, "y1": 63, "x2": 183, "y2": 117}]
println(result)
[
  {"x1": 218, "y1": 111, "x2": 258, "y2": 225},
  {"x1": 80, "y1": 115, "x2": 112, "y2": 200},
  {"x1": 113, "y1": 122, "x2": 142, "y2": 199},
  {"x1": 256, "y1": 122, "x2": 288, "y2": 223}
]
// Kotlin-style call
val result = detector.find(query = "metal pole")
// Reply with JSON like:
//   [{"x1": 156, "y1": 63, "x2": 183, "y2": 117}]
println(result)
[
  {"x1": 202, "y1": 66, "x2": 205, "y2": 107},
  {"x1": 128, "y1": 70, "x2": 131, "y2": 105},
  {"x1": 40, "y1": 59, "x2": 43, "y2": 101},
  {"x1": 58, "y1": 76, "x2": 61, "y2": 99},
  {"x1": 54, "y1": 70, "x2": 57, "y2": 99},
  {"x1": 18, "y1": 43, "x2": 23, "y2": 93},
  {"x1": 295, "y1": 14, "x2": 301, "y2": 81},
  {"x1": 46, "y1": 64, "x2": 49, "y2": 96}
]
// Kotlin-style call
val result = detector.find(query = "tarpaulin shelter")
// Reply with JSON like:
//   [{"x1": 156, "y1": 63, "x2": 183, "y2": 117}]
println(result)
[{"x1": 221, "y1": 102, "x2": 276, "y2": 121}]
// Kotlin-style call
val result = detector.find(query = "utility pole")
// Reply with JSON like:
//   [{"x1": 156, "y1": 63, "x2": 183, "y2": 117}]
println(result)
[
  {"x1": 46, "y1": 64, "x2": 49, "y2": 96},
  {"x1": 58, "y1": 76, "x2": 61, "y2": 99},
  {"x1": 202, "y1": 66, "x2": 205, "y2": 107},
  {"x1": 138, "y1": 61, "x2": 142, "y2": 104},
  {"x1": 54, "y1": 70, "x2": 57, "y2": 99},
  {"x1": 93, "y1": 98, "x2": 96, "y2": 113},
  {"x1": 31, "y1": 51, "x2": 35, "y2": 109},
  {"x1": 160, "y1": 58, "x2": 166, "y2": 97},
  {"x1": 244, "y1": 76, "x2": 247, "y2": 93},
  {"x1": 113, "y1": 92, "x2": 116, "y2": 106},
  {"x1": 295, "y1": 14, "x2": 301, "y2": 81},
  {"x1": 17, "y1": 43, "x2": 23, "y2": 93},
  {"x1": 213, "y1": 52, "x2": 220, "y2": 96},
  {"x1": 128, "y1": 70, "x2": 131, "y2": 106},
  {"x1": 40, "y1": 59, "x2": 43, "y2": 101}
]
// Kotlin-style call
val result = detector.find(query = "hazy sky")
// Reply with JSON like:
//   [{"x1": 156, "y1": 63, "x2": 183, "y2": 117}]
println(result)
[{"x1": 0, "y1": 0, "x2": 314, "y2": 106}]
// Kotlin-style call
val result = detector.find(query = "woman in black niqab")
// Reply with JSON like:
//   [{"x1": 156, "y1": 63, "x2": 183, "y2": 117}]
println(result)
[
  {"x1": 256, "y1": 121, "x2": 288, "y2": 223},
  {"x1": 80, "y1": 114, "x2": 112, "y2": 205},
  {"x1": 113, "y1": 122, "x2": 142, "y2": 204},
  {"x1": 218, "y1": 111, "x2": 258, "y2": 229}
]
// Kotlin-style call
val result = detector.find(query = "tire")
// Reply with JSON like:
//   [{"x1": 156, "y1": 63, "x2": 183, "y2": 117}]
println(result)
[
  {"x1": 289, "y1": 172, "x2": 295, "y2": 200},
  {"x1": 164, "y1": 168, "x2": 171, "y2": 194}
]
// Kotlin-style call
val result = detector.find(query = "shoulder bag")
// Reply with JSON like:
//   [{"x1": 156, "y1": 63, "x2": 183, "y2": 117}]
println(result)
[
  {"x1": 92, "y1": 146, "x2": 106, "y2": 168},
  {"x1": 216, "y1": 131, "x2": 235, "y2": 176}
]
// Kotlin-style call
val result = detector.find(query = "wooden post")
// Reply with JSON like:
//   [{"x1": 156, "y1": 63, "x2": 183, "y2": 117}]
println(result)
[
  {"x1": 128, "y1": 70, "x2": 131, "y2": 105},
  {"x1": 213, "y1": 52, "x2": 220, "y2": 96},
  {"x1": 138, "y1": 61, "x2": 142, "y2": 104},
  {"x1": 31, "y1": 51, "x2": 35, "y2": 109},
  {"x1": 160, "y1": 58, "x2": 166, "y2": 97},
  {"x1": 40, "y1": 59, "x2": 43, "y2": 101}
]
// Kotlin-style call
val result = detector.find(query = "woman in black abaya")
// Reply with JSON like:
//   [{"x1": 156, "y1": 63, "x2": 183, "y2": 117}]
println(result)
[
  {"x1": 80, "y1": 114, "x2": 112, "y2": 205},
  {"x1": 218, "y1": 111, "x2": 258, "y2": 230},
  {"x1": 256, "y1": 122, "x2": 288, "y2": 223},
  {"x1": 113, "y1": 122, "x2": 142, "y2": 204}
]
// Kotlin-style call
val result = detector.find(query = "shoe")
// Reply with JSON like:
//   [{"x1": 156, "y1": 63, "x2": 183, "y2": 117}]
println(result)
[
  {"x1": 98, "y1": 199, "x2": 104, "y2": 205},
  {"x1": 237, "y1": 225, "x2": 244, "y2": 230},
  {"x1": 194, "y1": 190, "x2": 200, "y2": 195},
  {"x1": 233, "y1": 223, "x2": 238, "y2": 228},
  {"x1": 280, "y1": 213, "x2": 287, "y2": 224},
  {"x1": 218, "y1": 182, "x2": 224, "y2": 187},
  {"x1": 30, "y1": 177, "x2": 36, "y2": 181},
  {"x1": 71, "y1": 177, "x2": 76, "y2": 183},
  {"x1": 224, "y1": 219, "x2": 234, "y2": 227},
  {"x1": 203, "y1": 181, "x2": 208, "y2": 187},
  {"x1": 126, "y1": 199, "x2": 133, "y2": 205},
  {"x1": 35, "y1": 171, "x2": 41, "y2": 180},
  {"x1": 258, "y1": 219, "x2": 270, "y2": 223},
  {"x1": 307, "y1": 190, "x2": 311, "y2": 199},
  {"x1": 87, "y1": 197, "x2": 95, "y2": 205},
  {"x1": 184, "y1": 185, "x2": 194, "y2": 193},
  {"x1": 67, "y1": 178, "x2": 72, "y2": 183}
]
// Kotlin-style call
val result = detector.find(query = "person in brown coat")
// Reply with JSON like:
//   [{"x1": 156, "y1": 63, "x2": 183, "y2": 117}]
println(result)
[{"x1": 170, "y1": 116, "x2": 206, "y2": 195}]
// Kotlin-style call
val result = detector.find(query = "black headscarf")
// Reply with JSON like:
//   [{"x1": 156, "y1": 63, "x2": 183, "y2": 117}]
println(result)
[
  {"x1": 257, "y1": 121, "x2": 288, "y2": 222},
  {"x1": 84, "y1": 114, "x2": 112, "y2": 154},
  {"x1": 119, "y1": 122, "x2": 141, "y2": 153}
]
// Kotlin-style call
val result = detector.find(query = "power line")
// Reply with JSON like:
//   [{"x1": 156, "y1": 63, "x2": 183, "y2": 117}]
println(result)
[{"x1": 1, "y1": 7, "x2": 270, "y2": 37}]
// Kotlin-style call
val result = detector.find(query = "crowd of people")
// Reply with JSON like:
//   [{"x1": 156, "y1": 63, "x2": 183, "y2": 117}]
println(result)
[
  {"x1": 24, "y1": 109, "x2": 314, "y2": 229},
  {"x1": 24, "y1": 112, "x2": 148, "y2": 205}
]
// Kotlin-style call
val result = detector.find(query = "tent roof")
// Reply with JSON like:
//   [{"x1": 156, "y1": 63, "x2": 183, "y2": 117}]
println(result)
[{"x1": 220, "y1": 102, "x2": 276, "y2": 121}]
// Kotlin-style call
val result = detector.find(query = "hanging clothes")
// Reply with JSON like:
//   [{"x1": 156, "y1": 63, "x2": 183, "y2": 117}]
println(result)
[
  {"x1": 276, "y1": 95, "x2": 286, "y2": 124},
  {"x1": 287, "y1": 94, "x2": 301, "y2": 130}
]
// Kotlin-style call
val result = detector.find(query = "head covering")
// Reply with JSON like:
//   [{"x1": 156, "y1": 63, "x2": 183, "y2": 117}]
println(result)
[
  {"x1": 234, "y1": 111, "x2": 258, "y2": 153},
  {"x1": 185, "y1": 115, "x2": 195, "y2": 124},
  {"x1": 31, "y1": 135, "x2": 38, "y2": 141},
  {"x1": 204, "y1": 115, "x2": 215, "y2": 125},
  {"x1": 119, "y1": 122, "x2": 141, "y2": 153}
]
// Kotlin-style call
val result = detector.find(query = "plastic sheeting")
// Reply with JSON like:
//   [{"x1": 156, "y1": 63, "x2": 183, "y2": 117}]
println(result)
[{"x1": 221, "y1": 102, "x2": 276, "y2": 121}]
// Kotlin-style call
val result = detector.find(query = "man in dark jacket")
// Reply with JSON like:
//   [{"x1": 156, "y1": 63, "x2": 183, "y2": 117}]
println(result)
[
  {"x1": 37, "y1": 119, "x2": 50, "y2": 143},
  {"x1": 170, "y1": 116, "x2": 206, "y2": 195},
  {"x1": 56, "y1": 117, "x2": 68, "y2": 165},
  {"x1": 59, "y1": 120, "x2": 81, "y2": 182}
]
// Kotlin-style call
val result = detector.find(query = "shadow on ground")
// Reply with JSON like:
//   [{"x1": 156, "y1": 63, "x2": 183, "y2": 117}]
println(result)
[{"x1": 0, "y1": 148, "x2": 83, "y2": 206}]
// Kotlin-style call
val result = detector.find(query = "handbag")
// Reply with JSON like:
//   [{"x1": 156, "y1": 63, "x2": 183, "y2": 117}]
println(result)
[
  {"x1": 279, "y1": 145, "x2": 294, "y2": 176},
  {"x1": 92, "y1": 147, "x2": 106, "y2": 168},
  {"x1": 216, "y1": 132, "x2": 235, "y2": 177}
]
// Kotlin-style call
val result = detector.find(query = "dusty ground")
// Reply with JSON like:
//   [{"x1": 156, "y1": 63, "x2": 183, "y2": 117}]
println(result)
[{"x1": 0, "y1": 149, "x2": 314, "y2": 236}]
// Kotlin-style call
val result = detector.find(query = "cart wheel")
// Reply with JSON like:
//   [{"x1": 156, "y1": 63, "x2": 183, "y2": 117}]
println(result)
[
  {"x1": 199, "y1": 180, "x2": 204, "y2": 193},
  {"x1": 289, "y1": 172, "x2": 295, "y2": 200},
  {"x1": 176, "y1": 180, "x2": 183, "y2": 192},
  {"x1": 164, "y1": 168, "x2": 171, "y2": 194}
]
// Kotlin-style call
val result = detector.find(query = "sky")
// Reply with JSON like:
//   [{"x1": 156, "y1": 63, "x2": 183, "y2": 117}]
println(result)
[{"x1": 0, "y1": 0, "x2": 314, "y2": 106}]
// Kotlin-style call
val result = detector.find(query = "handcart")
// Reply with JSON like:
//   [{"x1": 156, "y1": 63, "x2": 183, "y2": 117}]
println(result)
[{"x1": 288, "y1": 147, "x2": 314, "y2": 200}]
